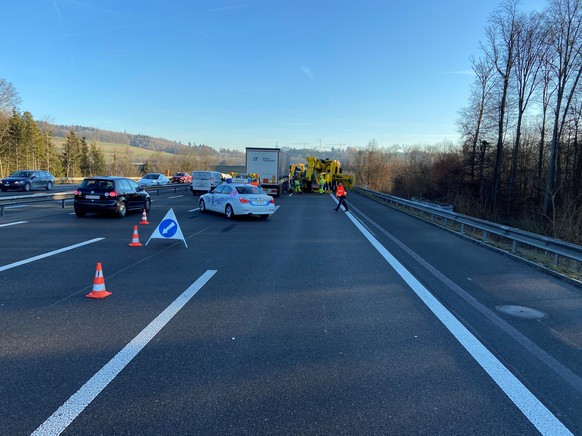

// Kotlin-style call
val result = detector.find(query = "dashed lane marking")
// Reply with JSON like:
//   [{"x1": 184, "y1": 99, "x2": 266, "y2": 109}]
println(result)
[
  {"x1": 0, "y1": 238, "x2": 104, "y2": 273},
  {"x1": 32, "y1": 270, "x2": 217, "y2": 436}
]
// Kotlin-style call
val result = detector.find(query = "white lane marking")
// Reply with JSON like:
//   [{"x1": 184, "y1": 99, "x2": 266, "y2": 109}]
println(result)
[
  {"x1": 168, "y1": 195, "x2": 184, "y2": 199},
  {"x1": 0, "y1": 238, "x2": 104, "y2": 273},
  {"x1": 345, "y1": 213, "x2": 572, "y2": 435},
  {"x1": 188, "y1": 207, "x2": 200, "y2": 212},
  {"x1": 32, "y1": 269, "x2": 217, "y2": 435},
  {"x1": 0, "y1": 221, "x2": 28, "y2": 228}
]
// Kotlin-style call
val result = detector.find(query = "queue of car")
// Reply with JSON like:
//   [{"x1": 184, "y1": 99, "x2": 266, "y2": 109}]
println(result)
[{"x1": 2, "y1": 169, "x2": 276, "y2": 221}]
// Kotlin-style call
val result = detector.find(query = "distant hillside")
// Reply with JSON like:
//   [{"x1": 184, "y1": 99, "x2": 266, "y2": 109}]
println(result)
[
  {"x1": 37, "y1": 122, "x2": 211, "y2": 155},
  {"x1": 38, "y1": 122, "x2": 356, "y2": 169}
]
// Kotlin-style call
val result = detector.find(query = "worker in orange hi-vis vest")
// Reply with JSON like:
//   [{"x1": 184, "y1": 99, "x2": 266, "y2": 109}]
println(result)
[{"x1": 334, "y1": 182, "x2": 349, "y2": 212}]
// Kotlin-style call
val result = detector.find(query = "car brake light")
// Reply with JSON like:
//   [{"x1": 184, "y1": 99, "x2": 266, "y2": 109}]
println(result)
[
  {"x1": 269, "y1": 198, "x2": 275, "y2": 203},
  {"x1": 107, "y1": 191, "x2": 118, "y2": 197},
  {"x1": 74, "y1": 190, "x2": 80, "y2": 195},
  {"x1": 239, "y1": 198, "x2": 250, "y2": 203}
]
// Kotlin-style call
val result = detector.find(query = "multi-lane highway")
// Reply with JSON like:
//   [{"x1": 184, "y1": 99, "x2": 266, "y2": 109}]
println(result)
[{"x1": 1, "y1": 188, "x2": 581, "y2": 435}]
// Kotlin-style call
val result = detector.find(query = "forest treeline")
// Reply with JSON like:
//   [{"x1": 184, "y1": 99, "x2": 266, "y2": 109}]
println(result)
[
  {"x1": 1, "y1": 0, "x2": 581, "y2": 244},
  {"x1": 346, "y1": 0, "x2": 582, "y2": 245}
]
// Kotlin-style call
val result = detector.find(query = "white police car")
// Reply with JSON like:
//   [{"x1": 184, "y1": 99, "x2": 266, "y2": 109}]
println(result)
[{"x1": 198, "y1": 182, "x2": 276, "y2": 219}]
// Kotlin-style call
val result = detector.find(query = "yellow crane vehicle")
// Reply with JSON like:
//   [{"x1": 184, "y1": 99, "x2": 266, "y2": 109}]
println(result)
[{"x1": 290, "y1": 156, "x2": 353, "y2": 193}]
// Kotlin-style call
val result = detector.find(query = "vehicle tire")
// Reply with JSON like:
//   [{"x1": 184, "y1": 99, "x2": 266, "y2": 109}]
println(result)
[
  {"x1": 225, "y1": 204, "x2": 234, "y2": 219},
  {"x1": 46, "y1": 182, "x2": 53, "y2": 190},
  {"x1": 24, "y1": 183, "x2": 31, "y2": 192},
  {"x1": 116, "y1": 201, "x2": 127, "y2": 218},
  {"x1": 75, "y1": 209, "x2": 86, "y2": 217},
  {"x1": 199, "y1": 199, "x2": 206, "y2": 212},
  {"x1": 259, "y1": 214, "x2": 269, "y2": 219},
  {"x1": 144, "y1": 198, "x2": 151, "y2": 212}
]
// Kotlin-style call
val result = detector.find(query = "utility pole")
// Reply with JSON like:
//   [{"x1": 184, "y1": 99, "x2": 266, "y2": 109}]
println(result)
[{"x1": 315, "y1": 138, "x2": 322, "y2": 150}]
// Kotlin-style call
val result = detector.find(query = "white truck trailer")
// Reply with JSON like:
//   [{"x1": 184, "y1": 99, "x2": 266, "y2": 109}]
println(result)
[{"x1": 246, "y1": 147, "x2": 291, "y2": 196}]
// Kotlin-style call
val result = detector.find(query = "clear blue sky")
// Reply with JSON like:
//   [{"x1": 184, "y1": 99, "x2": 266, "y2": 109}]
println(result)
[{"x1": 1, "y1": 0, "x2": 545, "y2": 151}]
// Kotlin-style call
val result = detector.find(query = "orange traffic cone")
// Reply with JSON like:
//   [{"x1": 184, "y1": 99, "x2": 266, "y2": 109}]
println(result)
[
  {"x1": 139, "y1": 209, "x2": 149, "y2": 225},
  {"x1": 129, "y1": 225, "x2": 142, "y2": 246},
  {"x1": 86, "y1": 262, "x2": 111, "y2": 299}
]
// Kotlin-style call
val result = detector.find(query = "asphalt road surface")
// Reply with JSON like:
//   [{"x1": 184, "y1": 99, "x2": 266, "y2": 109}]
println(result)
[{"x1": 1, "y1": 189, "x2": 580, "y2": 435}]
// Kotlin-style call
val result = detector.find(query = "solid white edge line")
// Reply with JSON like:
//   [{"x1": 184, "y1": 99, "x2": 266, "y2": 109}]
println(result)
[
  {"x1": 0, "y1": 220, "x2": 28, "y2": 228},
  {"x1": 345, "y1": 213, "x2": 572, "y2": 435},
  {"x1": 32, "y1": 269, "x2": 217, "y2": 436},
  {"x1": 0, "y1": 238, "x2": 105, "y2": 273}
]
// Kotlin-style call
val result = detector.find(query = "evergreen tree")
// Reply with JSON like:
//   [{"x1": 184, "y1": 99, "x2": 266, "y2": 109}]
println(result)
[
  {"x1": 79, "y1": 137, "x2": 91, "y2": 176},
  {"x1": 89, "y1": 140, "x2": 106, "y2": 175},
  {"x1": 61, "y1": 130, "x2": 82, "y2": 177}
]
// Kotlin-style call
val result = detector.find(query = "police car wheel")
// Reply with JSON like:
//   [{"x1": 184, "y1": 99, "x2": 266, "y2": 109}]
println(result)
[
  {"x1": 144, "y1": 198, "x2": 151, "y2": 212},
  {"x1": 225, "y1": 204, "x2": 234, "y2": 219},
  {"x1": 199, "y1": 199, "x2": 206, "y2": 212}
]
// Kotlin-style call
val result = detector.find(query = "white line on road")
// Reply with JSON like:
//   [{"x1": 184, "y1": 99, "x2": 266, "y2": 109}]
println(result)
[
  {"x1": 32, "y1": 270, "x2": 217, "y2": 436},
  {"x1": 0, "y1": 238, "x2": 105, "y2": 273},
  {"x1": 168, "y1": 195, "x2": 184, "y2": 199},
  {"x1": 188, "y1": 207, "x2": 200, "y2": 212},
  {"x1": 0, "y1": 221, "x2": 28, "y2": 228},
  {"x1": 345, "y1": 212, "x2": 572, "y2": 435}
]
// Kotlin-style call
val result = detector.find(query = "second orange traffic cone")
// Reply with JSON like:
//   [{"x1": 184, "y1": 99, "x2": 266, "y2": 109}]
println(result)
[
  {"x1": 139, "y1": 209, "x2": 149, "y2": 224},
  {"x1": 86, "y1": 262, "x2": 111, "y2": 299},
  {"x1": 129, "y1": 225, "x2": 142, "y2": 246}
]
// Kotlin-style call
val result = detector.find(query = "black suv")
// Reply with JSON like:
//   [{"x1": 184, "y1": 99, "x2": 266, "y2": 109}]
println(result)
[
  {"x1": 74, "y1": 176, "x2": 151, "y2": 218},
  {"x1": 1, "y1": 170, "x2": 55, "y2": 192}
]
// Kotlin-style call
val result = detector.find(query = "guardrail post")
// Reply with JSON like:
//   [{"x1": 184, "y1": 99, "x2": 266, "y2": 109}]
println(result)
[
  {"x1": 61, "y1": 199, "x2": 66, "y2": 209},
  {"x1": 482, "y1": 230, "x2": 488, "y2": 243},
  {"x1": 1, "y1": 205, "x2": 4, "y2": 217},
  {"x1": 512, "y1": 240, "x2": 517, "y2": 254},
  {"x1": 553, "y1": 253, "x2": 559, "y2": 267}
]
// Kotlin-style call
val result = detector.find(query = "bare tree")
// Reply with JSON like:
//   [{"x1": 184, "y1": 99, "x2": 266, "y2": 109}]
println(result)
[
  {"x1": 459, "y1": 56, "x2": 496, "y2": 182},
  {"x1": 543, "y1": 0, "x2": 582, "y2": 214},
  {"x1": 482, "y1": 0, "x2": 520, "y2": 207},
  {"x1": 0, "y1": 78, "x2": 20, "y2": 113},
  {"x1": 508, "y1": 11, "x2": 547, "y2": 204}
]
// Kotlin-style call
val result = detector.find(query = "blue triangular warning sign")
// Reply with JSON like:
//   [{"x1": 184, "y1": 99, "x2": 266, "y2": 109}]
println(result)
[{"x1": 145, "y1": 208, "x2": 188, "y2": 248}]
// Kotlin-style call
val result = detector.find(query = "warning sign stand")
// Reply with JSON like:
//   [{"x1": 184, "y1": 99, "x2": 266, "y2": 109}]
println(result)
[{"x1": 145, "y1": 208, "x2": 188, "y2": 248}]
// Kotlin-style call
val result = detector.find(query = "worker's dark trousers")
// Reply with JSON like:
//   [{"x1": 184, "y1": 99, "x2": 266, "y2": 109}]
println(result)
[{"x1": 335, "y1": 196, "x2": 348, "y2": 211}]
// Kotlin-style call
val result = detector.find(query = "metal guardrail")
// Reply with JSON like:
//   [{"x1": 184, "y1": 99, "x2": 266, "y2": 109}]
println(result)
[
  {"x1": 0, "y1": 184, "x2": 192, "y2": 217},
  {"x1": 354, "y1": 186, "x2": 582, "y2": 275}
]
